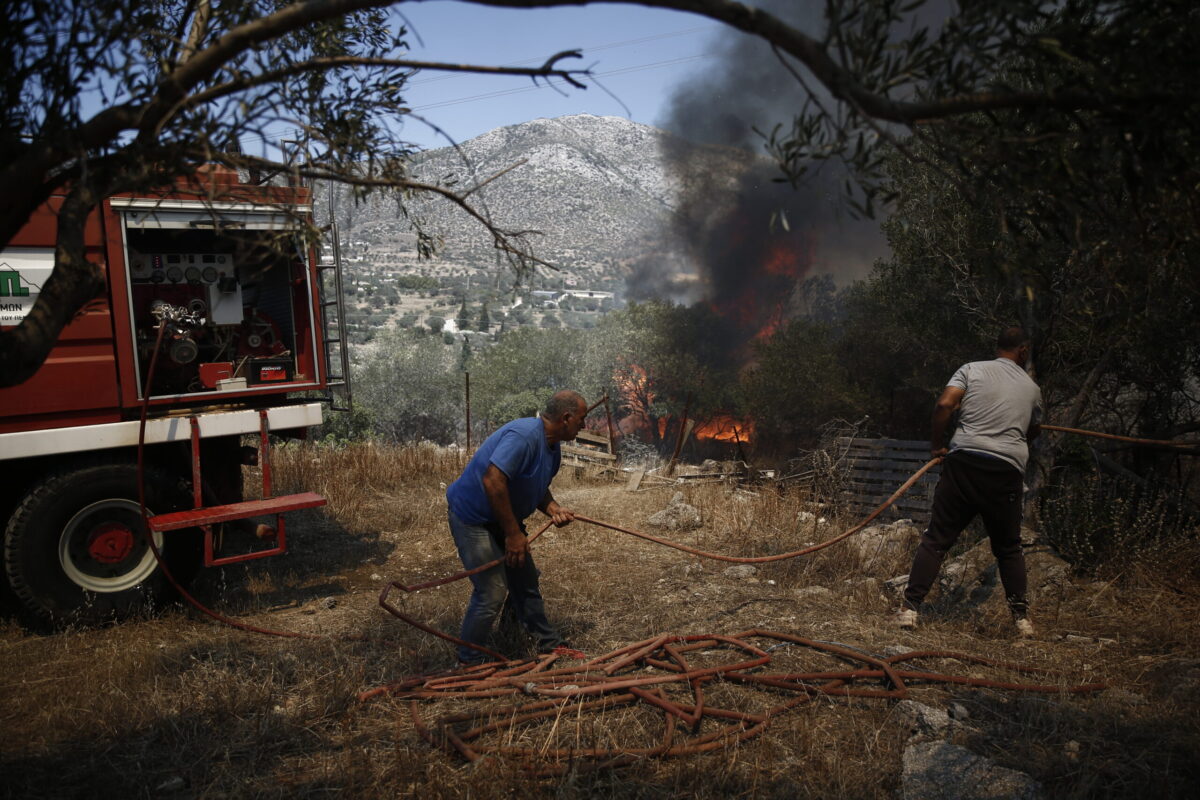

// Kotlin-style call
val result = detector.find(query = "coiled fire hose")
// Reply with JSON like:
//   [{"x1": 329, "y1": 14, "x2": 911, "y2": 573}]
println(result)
[{"x1": 361, "y1": 629, "x2": 1107, "y2": 776}]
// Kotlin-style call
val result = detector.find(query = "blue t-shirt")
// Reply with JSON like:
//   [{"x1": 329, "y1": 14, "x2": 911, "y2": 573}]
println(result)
[{"x1": 446, "y1": 417, "x2": 562, "y2": 526}]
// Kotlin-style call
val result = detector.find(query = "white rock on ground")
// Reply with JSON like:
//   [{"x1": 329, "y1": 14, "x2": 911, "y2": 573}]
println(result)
[
  {"x1": 893, "y1": 700, "x2": 950, "y2": 738},
  {"x1": 947, "y1": 702, "x2": 970, "y2": 721},
  {"x1": 723, "y1": 564, "x2": 758, "y2": 579},
  {"x1": 849, "y1": 519, "x2": 921, "y2": 560},
  {"x1": 902, "y1": 741, "x2": 1043, "y2": 800},
  {"x1": 647, "y1": 491, "x2": 702, "y2": 531}
]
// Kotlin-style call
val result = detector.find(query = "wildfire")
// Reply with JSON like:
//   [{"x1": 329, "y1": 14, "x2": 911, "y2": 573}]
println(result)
[
  {"x1": 707, "y1": 236, "x2": 813, "y2": 342},
  {"x1": 657, "y1": 414, "x2": 754, "y2": 445},
  {"x1": 693, "y1": 415, "x2": 754, "y2": 444}
]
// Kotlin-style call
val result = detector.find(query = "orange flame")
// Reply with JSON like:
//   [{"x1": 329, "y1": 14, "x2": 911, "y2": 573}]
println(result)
[
  {"x1": 707, "y1": 237, "x2": 813, "y2": 341},
  {"x1": 694, "y1": 415, "x2": 754, "y2": 444},
  {"x1": 657, "y1": 414, "x2": 754, "y2": 445}
]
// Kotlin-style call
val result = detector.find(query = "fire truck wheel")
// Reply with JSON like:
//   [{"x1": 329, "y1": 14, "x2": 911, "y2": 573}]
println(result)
[{"x1": 3, "y1": 462, "x2": 200, "y2": 626}]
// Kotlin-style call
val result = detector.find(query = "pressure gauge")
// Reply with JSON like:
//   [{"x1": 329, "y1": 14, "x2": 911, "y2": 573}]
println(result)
[
  {"x1": 202, "y1": 266, "x2": 219, "y2": 283},
  {"x1": 165, "y1": 265, "x2": 184, "y2": 283},
  {"x1": 185, "y1": 266, "x2": 202, "y2": 284}
]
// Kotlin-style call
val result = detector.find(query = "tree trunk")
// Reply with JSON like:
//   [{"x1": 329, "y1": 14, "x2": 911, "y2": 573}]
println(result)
[
  {"x1": 0, "y1": 181, "x2": 106, "y2": 388},
  {"x1": 1024, "y1": 348, "x2": 1114, "y2": 520}
]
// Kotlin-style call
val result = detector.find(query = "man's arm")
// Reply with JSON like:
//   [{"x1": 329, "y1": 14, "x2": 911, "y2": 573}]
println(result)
[
  {"x1": 538, "y1": 490, "x2": 575, "y2": 527},
  {"x1": 481, "y1": 464, "x2": 528, "y2": 568},
  {"x1": 931, "y1": 385, "x2": 966, "y2": 457}
]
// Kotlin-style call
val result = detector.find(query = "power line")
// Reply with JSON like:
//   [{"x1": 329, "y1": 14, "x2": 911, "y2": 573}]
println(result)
[{"x1": 406, "y1": 25, "x2": 713, "y2": 87}]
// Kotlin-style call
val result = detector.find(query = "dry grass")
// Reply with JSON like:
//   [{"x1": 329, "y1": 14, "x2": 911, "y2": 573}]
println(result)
[{"x1": 2, "y1": 442, "x2": 1199, "y2": 798}]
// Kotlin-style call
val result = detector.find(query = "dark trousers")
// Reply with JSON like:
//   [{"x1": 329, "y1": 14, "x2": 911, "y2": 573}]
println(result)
[{"x1": 904, "y1": 450, "x2": 1028, "y2": 616}]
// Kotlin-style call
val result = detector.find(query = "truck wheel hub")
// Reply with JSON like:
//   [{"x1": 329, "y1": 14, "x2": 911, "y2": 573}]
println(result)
[
  {"x1": 59, "y1": 498, "x2": 163, "y2": 592},
  {"x1": 87, "y1": 523, "x2": 135, "y2": 564}
]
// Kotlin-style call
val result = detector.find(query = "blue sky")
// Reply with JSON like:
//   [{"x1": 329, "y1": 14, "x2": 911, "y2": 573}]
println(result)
[{"x1": 395, "y1": 2, "x2": 731, "y2": 149}]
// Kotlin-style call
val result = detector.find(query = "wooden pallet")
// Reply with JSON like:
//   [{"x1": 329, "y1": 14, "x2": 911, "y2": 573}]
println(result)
[
  {"x1": 562, "y1": 429, "x2": 616, "y2": 466},
  {"x1": 837, "y1": 437, "x2": 940, "y2": 525}
]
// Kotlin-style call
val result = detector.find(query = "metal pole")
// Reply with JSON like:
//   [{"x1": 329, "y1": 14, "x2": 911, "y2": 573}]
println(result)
[
  {"x1": 464, "y1": 371, "x2": 471, "y2": 452},
  {"x1": 666, "y1": 392, "x2": 692, "y2": 477},
  {"x1": 604, "y1": 395, "x2": 618, "y2": 458}
]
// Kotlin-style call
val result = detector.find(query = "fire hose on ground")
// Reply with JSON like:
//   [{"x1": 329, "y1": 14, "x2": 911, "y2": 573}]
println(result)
[
  {"x1": 363, "y1": 456, "x2": 1113, "y2": 773},
  {"x1": 359, "y1": 630, "x2": 1107, "y2": 776}
]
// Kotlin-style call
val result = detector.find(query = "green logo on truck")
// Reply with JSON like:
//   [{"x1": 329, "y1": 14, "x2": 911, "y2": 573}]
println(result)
[{"x1": 0, "y1": 270, "x2": 31, "y2": 297}]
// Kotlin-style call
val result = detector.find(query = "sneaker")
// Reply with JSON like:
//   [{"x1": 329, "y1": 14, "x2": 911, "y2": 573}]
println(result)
[
  {"x1": 1014, "y1": 617, "x2": 1036, "y2": 638},
  {"x1": 894, "y1": 607, "x2": 918, "y2": 630}
]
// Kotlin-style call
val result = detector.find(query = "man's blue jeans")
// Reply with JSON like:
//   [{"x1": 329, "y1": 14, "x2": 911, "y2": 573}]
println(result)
[{"x1": 448, "y1": 510, "x2": 561, "y2": 663}]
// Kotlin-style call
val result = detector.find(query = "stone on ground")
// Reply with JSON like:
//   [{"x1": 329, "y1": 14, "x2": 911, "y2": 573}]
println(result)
[
  {"x1": 902, "y1": 741, "x2": 1043, "y2": 800},
  {"x1": 648, "y1": 491, "x2": 702, "y2": 530}
]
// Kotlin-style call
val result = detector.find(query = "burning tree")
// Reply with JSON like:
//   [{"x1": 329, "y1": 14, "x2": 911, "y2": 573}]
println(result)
[{"x1": 598, "y1": 302, "x2": 748, "y2": 453}]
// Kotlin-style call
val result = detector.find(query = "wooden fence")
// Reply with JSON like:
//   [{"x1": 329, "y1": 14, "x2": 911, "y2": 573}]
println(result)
[
  {"x1": 562, "y1": 430, "x2": 617, "y2": 468},
  {"x1": 838, "y1": 437, "x2": 941, "y2": 525}
]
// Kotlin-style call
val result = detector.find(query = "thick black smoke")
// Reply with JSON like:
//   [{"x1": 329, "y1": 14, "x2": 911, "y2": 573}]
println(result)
[{"x1": 626, "y1": 1, "x2": 888, "y2": 318}]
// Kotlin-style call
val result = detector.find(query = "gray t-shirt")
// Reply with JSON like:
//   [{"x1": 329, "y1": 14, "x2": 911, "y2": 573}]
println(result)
[{"x1": 947, "y1": 358, "x2": 1043, "y2": 474}]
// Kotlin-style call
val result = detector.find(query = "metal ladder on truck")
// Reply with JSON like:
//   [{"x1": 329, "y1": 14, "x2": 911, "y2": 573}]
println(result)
[{"x1": 317, "y1": 220, "x2": 352, "y2": 412}]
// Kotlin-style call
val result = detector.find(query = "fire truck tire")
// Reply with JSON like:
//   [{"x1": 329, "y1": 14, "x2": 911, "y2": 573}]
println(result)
[{"x1": 3, "y1": 462, "x2": 201, "y2": 626}]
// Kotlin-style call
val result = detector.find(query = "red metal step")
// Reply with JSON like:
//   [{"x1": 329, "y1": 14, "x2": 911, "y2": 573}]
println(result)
[{"x1": 148, "y1": 492, "x2": 326, "y2": 532}]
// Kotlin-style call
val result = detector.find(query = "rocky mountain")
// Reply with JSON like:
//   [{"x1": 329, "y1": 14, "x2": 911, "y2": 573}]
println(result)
[{"x1": 325, "y1": 114, "x2": 756, "y2": 282}]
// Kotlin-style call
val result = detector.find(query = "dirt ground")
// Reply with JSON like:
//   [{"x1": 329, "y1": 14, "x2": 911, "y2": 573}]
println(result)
[{"x1": 2, "y1": 443, "x2": 1198, "y2": 798}]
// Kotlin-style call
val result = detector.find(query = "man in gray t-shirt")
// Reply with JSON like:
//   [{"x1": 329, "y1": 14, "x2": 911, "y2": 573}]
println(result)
[
  {"x1": 896, "y1": 327, "x2": 1043, "y2": 636},
  {"x1": 946, "y1": 358, "x2": 1042, "y2": 473}
]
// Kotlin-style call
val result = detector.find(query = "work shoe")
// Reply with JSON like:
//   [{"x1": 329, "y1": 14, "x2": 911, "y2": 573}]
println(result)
[
  {"x1": 894, "y1": 607, "x2": 919, "y2": 630},
  {"x1": 1014, "y1": 616, "x2": 1036, "y2": 638}
]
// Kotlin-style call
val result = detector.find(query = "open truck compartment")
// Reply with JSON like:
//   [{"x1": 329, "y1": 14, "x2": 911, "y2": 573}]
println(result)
[
  {"x1": 121, "y1": 215, "x2": 319, "y2": 399},
  {"x1": 0, "y1": 172, "x2": 349, "y2": 626}
]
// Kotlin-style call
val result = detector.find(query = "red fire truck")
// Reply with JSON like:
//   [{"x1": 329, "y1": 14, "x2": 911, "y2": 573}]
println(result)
[{"x1": 0, "y1": 167, "x2": 349, "y2": 625}]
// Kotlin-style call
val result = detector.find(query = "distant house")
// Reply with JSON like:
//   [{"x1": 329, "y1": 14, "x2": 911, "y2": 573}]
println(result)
[
  {"x1": 529, "y1": 289, "x2": 614, "y2": 309},
  {"x1": 560, "y1": 289, "x2": 614, "y2": 301}
]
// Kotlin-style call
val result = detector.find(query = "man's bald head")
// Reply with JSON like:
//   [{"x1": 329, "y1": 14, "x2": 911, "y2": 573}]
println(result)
[
  {"x1": 544, "y1": 390, "x2": 585, "y2": 420},
  {"x1": 542, "y1": 390, "x2": 587, "y2": 445}
]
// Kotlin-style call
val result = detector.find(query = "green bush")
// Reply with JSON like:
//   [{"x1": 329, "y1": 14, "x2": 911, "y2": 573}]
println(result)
[{"x1": 1039, "y1": 472, "x2": 1197, "y2": 571}]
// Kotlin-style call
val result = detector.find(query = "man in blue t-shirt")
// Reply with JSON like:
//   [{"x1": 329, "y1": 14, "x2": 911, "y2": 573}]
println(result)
[{"x1": 445, "y1": 390, "x2": 587, "y2": 663}]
